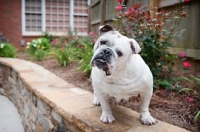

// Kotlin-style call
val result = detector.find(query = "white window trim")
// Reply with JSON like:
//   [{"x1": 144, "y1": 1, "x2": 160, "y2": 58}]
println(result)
[{"x1": 69, "y1": 0, "x2": 74, "y2": 31}]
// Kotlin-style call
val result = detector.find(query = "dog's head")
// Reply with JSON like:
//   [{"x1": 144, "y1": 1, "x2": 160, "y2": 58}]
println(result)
[{"x1": 91, "y1": 25, "x2": 141, "y2": 76}]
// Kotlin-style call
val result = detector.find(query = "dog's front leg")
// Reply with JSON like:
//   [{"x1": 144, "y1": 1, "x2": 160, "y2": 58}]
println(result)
[
  {"x1": 96, "y1": 93, "x2": 115, "y2": 123},
  {"x1": 139, "y1": 91, "x2": 155, "y2": 125}
]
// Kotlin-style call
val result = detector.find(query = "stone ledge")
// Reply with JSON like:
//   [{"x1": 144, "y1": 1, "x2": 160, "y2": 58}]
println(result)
[{"x1": 0, "y1": 58, "x2": 190, "y2": 132}]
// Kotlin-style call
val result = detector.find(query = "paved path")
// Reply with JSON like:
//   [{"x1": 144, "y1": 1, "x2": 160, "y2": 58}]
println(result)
[{"x1": 0, "y1": 95, "x2": 24, "y2": 132}]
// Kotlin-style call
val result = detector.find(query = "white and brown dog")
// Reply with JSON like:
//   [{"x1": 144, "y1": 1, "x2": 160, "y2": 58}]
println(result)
[{"x1": 91, "y1": 25, "x2": 155, "y2": 125}]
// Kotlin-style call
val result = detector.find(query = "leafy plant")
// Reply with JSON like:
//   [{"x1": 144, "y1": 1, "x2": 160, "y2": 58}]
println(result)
[
  {"x1": 76, "y1": 42, "x2": 94, "y2": 76},
  {"x1": 178, "y1": 75, "x2": 200, "y2": 123},
  {"x1": 69, "y1": 33, "x2": 96, "y2": 76},
  {"x1": 27, "y1": 38, "x2": 51, "y2": 60},
  {"x1": 154, "y1": 77, "x2": 181, "y2": 90},
  {"x1": 59, "y1": 27, "x2": 80, "y2": 47},
  {"x1": 178, "y1": 75, "x2": 200, "y2": 97},
  {"x1": 43, "y1": 31, "x2": 55, "y2": 42},
  {"x1": 115, "y1": 3, "x2": 187, "y2": 87},
  {"x1": 50, "y1": 47, "x2": 74, "y2": 67},
  {"x1": 0, "y1": 42, "x2": 16, "y2": 57}
]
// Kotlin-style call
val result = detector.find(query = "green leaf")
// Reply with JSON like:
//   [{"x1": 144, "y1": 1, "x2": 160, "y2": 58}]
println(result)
[
  {"x1": 194, "y1": 110, "x2": 200, "y2": 122},
  {"x1": 177, "y1": 77, "x2": 194, "y2": 84},
  {"x1": 179, "y1": 88, "x2": 194, "y2": 93},
  {"x1": 190, "y1": 75, "x2": 200, "y2": 84}
]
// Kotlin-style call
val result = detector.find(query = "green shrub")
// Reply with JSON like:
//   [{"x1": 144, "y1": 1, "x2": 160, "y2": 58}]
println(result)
[
  {"x1": 115, "y1": 3, "x2": 187, "y2": 88},
  {"x1": 43, "y1": 31, "x2": 55, "y2": 42},
  {"x1": 27, "y1": 38, "x2": 51, "y2": 60},
  {"x1": 0, "y1": 42, "x2": 16, "y2": 57},
  {"x1": 74, "y1": 42, "x2": 94, "y2": 76},
  {"x1": 50, "y1": 47, "x2": 74, "y2": 67},
  {"x1": 69, "y1": 33, "x2": 96, "y2": 76}
]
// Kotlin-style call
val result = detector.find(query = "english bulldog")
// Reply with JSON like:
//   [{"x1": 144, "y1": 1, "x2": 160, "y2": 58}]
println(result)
[{"x1": 91, "y1": 25, "x2": 155, "y2": 125}]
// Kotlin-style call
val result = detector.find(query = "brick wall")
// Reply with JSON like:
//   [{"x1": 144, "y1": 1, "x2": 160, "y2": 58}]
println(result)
[{"x1": 0, "y1": 0, "x2": 38, "y2": 49}]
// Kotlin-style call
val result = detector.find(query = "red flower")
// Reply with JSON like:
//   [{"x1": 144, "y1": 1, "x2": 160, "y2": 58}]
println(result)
[
  {"x1": 116, "y1": 5, "x2": 122, "y2": 11},
  {"x1": 77, "y1": 45, "x2": 83, "y2": 49},
  {"x1": 118, "y1": 0, "x2": 123, "y2": 3},
  {"x1": 51, "y1": 39, "x2": 56, "y2": 45},
  {"x1": 60, "y1": 46, "x2": 65, "y2": 50},
  {"x1": 68, "y1": 36, "x2": 73, "y2": 39},
  {"x1": 185, "y1": 0, "x2": 190, "y2": 2},
  {"x1": 63, "y1": 40, "x2": 67, "y2": 44},
  {"x1": 183, "y1": 62, "x2": 191, "y2": 68}
]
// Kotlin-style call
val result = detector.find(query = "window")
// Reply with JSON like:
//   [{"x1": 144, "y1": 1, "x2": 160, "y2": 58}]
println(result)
[
  {"x1": 45, "y1": 0, "x2": 70, "y2": 35},
  {"x1": 74, "y1": 0, "x2": 88, "y2": 33},
  {"x1": 22, "y1": 0, "x2": 88, "y2": 36}
]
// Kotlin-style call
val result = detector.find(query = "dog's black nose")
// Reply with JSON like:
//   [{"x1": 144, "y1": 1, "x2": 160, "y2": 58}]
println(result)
[
  {"x1": 103, "y1": 48, "x2": 112, "y2": 55},
  {"x1": 100, "y1": 40, "x2": 107, "y2": 45}
]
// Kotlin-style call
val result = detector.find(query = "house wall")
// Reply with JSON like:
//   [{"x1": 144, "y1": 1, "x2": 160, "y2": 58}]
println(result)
[{"x1": 0, "y1": 0, "x2": 38, "y2": 49}]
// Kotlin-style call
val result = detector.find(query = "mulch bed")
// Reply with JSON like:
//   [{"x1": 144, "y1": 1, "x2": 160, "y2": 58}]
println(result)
[{"x1": 18, "y1": 52, "x2": 200, "y2": 132}]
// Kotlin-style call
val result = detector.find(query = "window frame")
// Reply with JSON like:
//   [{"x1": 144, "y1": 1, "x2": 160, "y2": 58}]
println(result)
[
  {"x1": 22, "y1": 0, "x2": 88, "y2": 36},
  {"x1": 22, "y1": 0, "x2": 46, "y2": 36}
]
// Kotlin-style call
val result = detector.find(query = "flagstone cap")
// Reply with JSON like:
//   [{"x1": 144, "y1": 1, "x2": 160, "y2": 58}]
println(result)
[{"x1": 0, "y1": 58, "x2": 190, "y2": 132}]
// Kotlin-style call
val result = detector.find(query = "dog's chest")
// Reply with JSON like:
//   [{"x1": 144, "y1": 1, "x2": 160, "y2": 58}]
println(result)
[{"x1": 100, "y1": 79, "x2": 141, "y2": 102}]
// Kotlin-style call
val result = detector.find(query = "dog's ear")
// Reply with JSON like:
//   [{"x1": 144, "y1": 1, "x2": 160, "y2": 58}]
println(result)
[
  {"x1": 98, "y1": 25, "x2": 115, "y2": 36},
  {"x1": 129, "y1": 39, "x2": 141, "y2": 54}
]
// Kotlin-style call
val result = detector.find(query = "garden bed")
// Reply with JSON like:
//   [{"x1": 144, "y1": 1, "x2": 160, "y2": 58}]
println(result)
[{"x1": 18, "y1": 52, "x2": 200, "y2": 132}]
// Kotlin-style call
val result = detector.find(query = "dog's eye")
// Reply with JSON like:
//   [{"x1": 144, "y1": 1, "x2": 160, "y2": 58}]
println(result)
[
  {"x1": 116, "y1": 50, "x2": 123, "y2": 57},
  {"x1": 100, "y1": 40, "x2": 107, "y2": 45}
]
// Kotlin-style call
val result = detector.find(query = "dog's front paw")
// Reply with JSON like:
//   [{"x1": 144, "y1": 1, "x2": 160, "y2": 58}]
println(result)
[
  {"x1": 100, "y1": 113, "x2": 116, "y2": 124},
  {"x1": 93, "y1": 96, "x2": 100, "y2": 106},
  {"x1": 140, "y1": 112, "x2": 155, "y2": 125}
]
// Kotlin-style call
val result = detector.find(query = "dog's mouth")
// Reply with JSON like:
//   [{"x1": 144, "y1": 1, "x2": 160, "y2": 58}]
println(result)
[{"x1": 91, "y1": 59, "x2": 112, "y2": 76}]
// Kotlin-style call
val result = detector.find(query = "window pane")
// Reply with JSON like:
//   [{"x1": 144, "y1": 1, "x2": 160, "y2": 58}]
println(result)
[
  {"x1": 74, "y1": 0, "x2": 88, "y2": 32},
  {"x1": 24, "y1": 0, "x2": 42, "y2": 32},
  {"x1": 25, "y1": 0, "x2": 42, "y2": 13},
  {"x1": 25, "y1": 14, "x2": 42, "y2": 31},
  {"x1": 45, "y1": 0, "x2": 70, "y2": 33}
]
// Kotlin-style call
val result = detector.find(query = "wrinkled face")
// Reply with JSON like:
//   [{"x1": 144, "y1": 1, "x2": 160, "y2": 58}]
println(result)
[{"x1": 91, "y1": 25, "x2": 141, "y2": 76}]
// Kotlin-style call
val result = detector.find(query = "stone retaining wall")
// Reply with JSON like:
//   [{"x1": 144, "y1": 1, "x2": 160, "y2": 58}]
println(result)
[{"x1": 0, "y1": 58, "x2": 189, "y2": 132}]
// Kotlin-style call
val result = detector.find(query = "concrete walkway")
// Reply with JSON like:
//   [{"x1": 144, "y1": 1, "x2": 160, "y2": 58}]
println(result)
[{"x1": 0, "y1": 95, "x2": 24, "y2": 132}]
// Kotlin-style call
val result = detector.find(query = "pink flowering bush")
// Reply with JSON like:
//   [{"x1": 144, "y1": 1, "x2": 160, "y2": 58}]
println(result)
[{"x1": 114, "y1": 3, "x2": 187, "y2": 89}]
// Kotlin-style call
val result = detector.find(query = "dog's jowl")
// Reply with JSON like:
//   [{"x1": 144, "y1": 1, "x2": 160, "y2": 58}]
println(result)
[{"x1": 91, "y1": 25, "x2": 155, "y2": 125}]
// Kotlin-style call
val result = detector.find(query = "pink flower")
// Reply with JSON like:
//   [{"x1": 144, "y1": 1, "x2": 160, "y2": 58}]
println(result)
[
  {"x1": 178, "y1": 52, "x2": 185, "y2": 58},
  {"x1": 116, "y1": 5, "x2": 122, "y2": 11},
  {"x1": 163, "y1": 89, "x2": 167, "y2": 93},
  {"x1": 183, "y1": 62, "x2": 191, "y2": 68},
  {"x1": 93, "y1": 39, "x2": 97, "y2": 43},
  {"x1": 118, "y1": 0, "x2": 123, "y2": 3},
  {"x1": 185, "y1": 0, "x2": 190, "y2": 2},
  {"x1": 51, "y1": 39, "x2": 56, "y2": 45},
  {"x1": 79, "y1": 29, "x2": 84, "y2": 32},
  {"x1": 89, "y1": 32, "x2": 96, "y2": 36},
  {"x1": 186, "y1": 97, "x2": 194, "y2": 102}
]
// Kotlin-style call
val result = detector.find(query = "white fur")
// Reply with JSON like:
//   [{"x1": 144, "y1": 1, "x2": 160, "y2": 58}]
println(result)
[{"x1": 91, "y1": 26, "x2": 155, "y2": 125}]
